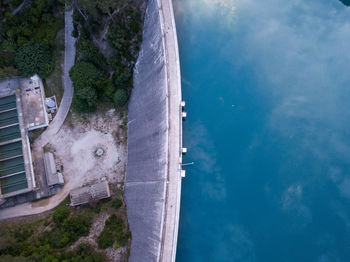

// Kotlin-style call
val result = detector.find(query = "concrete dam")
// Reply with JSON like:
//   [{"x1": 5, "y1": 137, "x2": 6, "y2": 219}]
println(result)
[{"x1": 124, "y1": 0, "x2": 183, "y2": 261}]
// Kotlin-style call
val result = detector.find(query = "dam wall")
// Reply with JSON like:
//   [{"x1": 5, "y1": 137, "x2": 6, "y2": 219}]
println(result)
[{"x1": 124, "y1": 0, "x2": 182, "y2": 261}]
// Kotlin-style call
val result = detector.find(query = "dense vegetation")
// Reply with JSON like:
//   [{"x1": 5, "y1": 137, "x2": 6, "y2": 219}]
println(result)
[
  {"x1": 15, "y1": 42, "x2": 53, "y2": 77},
  {"x1": 0, "y1": 194, "x2": 129, "y2": 262},
  {"x1": 69, "y1": 61, "x2": 101, "y2": 112},
  {"x1": 97, "y1": 214, "x2": 130, "y2": 249},
  {"x1": 0, "y1": 204, "x2": 103, "y2": 261},
  {"x1": 0, "y1": 242, "x2": 106, "y2": 262},
  {"x1": 0, "y1": 0, "x2": 22, "y2": 21},
  {"x1": 70, "y1": 0, "x2": 144, "y2": 112},
  {"x1": 0, "y1": 0, "x2": 64, "y2": 78}
]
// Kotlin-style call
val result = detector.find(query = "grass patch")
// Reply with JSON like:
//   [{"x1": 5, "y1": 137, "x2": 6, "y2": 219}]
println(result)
[
  {"x1": 97, "y1": 214, "x2": 131, "y2": 249},
  {"x1": 111, "y1": 198, "x2": 123, "y2": 209}
]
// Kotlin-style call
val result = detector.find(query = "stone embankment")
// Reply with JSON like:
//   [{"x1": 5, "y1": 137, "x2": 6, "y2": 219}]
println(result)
[{"x1": 124, "y1": 0, "x2": 183, "y2": 261}]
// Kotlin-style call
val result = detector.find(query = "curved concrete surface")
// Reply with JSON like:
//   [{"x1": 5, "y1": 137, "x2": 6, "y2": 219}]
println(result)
[
  {"x1": 37, "y1": 6, "x2": 75, "y2": 147},
  {"x1": 158, "y1": 0, "x2": 183, "y2": 261},
  {"x1": 124, "y1": 0, "x2": 182, "y2": 261}
]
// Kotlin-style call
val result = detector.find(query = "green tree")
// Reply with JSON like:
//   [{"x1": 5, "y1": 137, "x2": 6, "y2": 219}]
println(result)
[
  {"x1": 96, "y1": 0, "x2": 117, "y2": 21},
  {"x1": 76, "y1": 0, "x2": 98, "y2": 21},
  {"x1": 73, "y1": 86, "x2": 98, "y2": 112},
  {"x1": 97, "y1": 230, "x2": 114, "y2": 249},
  {"x1": 76, "y1": 39, "x2": 107, "y2": 70},
  {"x1": 96, "y1": 214, "x2": 130, "y2": 249},
  {"x1": 113, "y1": 89, "x2": 128, "y2": 106},
  {"x1": 95, "y1": 77, "x2": 115, "y2": 99},
  {"x1": 69, "y1": 61, "x2": 102, "y2": 112},
  {"x1": 62, "y1": 214, "x2": 92, "y2": 242},
  {"x1": 14, "y1": 43, "x2": 52, "y2": 78},
  {"x1": 69, "y1": 61, "x2": 102, "y2": 89},
  {"x1": 52, "y1": 207, "x2": 70, "y2": 225},
  {"x1": 107, "y1": 25, "x2": 128, "y2": 58}
]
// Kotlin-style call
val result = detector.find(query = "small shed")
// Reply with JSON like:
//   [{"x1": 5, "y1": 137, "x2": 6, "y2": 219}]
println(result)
[
  {"x1": 70, "y1": 181, "x2": 111, "y2": 206},
  {"x1": 44, "y1": 152, "x2": 64, "y2": 186}
]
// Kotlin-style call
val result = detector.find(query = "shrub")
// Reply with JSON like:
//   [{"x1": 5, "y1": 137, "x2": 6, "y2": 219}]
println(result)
[
  {"x1": 97, "y1": 214, "x2": 130, "y2": 249},
  {"x1": 95, "y1": 77, "x2": 115, "y2": 100},
  {"x1": 76, "y1": 39, "x2": 107, "y2": 70},
  {"x1": 113, "y1": 89, "x2": 128, "y2": 106},
  {"x1": 48, "y1": 230, "x2": 69, "y2": 248},
  {"x1": 52, "y1": 207, "x2": 70, "y2": 225},
  {"x1": 107, "y1": 7, "x2": 142, "y2": 62},
  {"x1": 70, "y1": 242, "x2": 107, "y2": 262},
  {"x1": 62, "y1": 214, "x2": 93, "y2": 243},
  {"x1": 69, "y1": 61, "x2": 102, "y2": 90},
  {"x1": 13, "y1": 228, "x2": 33, "y2": 242},
  {"x1": 69, "y1": 61, "x2": 102, "y2": 112},
  {"x1": 14, "y1": 43, "x2": 53, "y2": 78},
  {"x1": 111, "y1": 198, "x2": 122, "y2": 209},
  {"x1": 0, "y1": 255, "x2": 27, "y2": 262},
  {"x1": 72, "y1": 86, "x2": 98, "y2": 112},
  {"x1": 97, "y1": 230, "x2": 114, "y2": 249},
  {"x1": 113, "y1": 70, "x2": 132, "y2": 89},
  {"x1": 1, "y1": 0, "x2": 63, "y2": 50}
]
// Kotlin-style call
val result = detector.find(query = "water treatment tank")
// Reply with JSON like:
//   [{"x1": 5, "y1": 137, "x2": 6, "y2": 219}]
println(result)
[{"x1": 45, "y1": 98, "x2": 56, "y2": 108}]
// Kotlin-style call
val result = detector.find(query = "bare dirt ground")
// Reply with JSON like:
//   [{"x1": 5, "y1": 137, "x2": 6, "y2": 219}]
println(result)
[
  {"x1": 48, "y1": 110, "x2": 127, "y2": 188},
  {"x1": 0, "y1": 109, "x2": 127, "y2": 220}
]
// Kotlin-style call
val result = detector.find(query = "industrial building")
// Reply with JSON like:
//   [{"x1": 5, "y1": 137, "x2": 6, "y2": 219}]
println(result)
[
  {"x1": 70, "y1": 181, "x2": 111, "y2": 206},
  {"x1": 44, "y1": 152, "x2": 64, "y2": 187},
  {"x1": 0, "y1": 76, "x2": 51, "y2": 199}
]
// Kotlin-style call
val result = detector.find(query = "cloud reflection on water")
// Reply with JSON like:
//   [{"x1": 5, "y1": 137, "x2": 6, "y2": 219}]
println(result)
[{"x1": 176, "y1": 0, "x2": 350, "y2": 260}]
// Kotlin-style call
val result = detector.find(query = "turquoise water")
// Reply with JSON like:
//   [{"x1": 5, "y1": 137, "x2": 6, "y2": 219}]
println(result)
[{"x1": 174, "y1": 0, "x2": 350, "y2": 261}]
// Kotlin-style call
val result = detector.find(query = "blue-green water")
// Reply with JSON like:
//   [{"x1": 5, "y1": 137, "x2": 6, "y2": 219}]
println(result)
[{"x1": 174, "y1": 0, "x2": 350, "y2": 261}]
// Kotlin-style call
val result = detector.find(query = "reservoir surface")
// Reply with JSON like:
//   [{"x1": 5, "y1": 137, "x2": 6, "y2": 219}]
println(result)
[{"x1": 174, "y1": 0, "x2": 350, "y2": 261}]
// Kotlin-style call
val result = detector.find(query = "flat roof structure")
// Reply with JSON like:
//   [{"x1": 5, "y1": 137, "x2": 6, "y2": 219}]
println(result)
[
  {"x1": 0, "y1": 75, "x2": 53, "y2": 199},
  {"x1": 70, "y1": 181, "x2": 111, "y2": 206},
  {"x1": 20, "y1": 76, "x2": 49, "y2": 131},
  {"x1": 44, "y1": 152, "x2": 64, "y2": 186},
  {"x1": 0, "y1": 93, "x2": 34, "y2": 197}
]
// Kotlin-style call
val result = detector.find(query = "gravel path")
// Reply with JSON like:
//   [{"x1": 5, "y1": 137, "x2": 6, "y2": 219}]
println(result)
[{"x1": 36, "y1": 7, "x2": 76, "y2": 147}]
